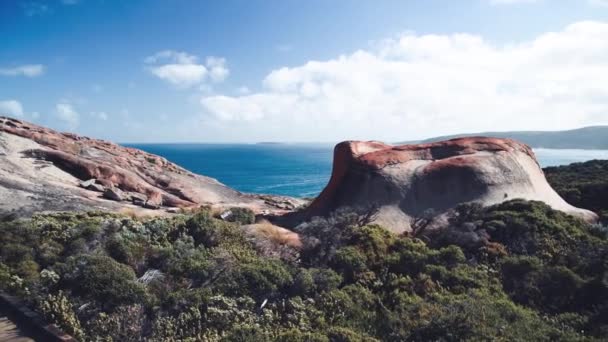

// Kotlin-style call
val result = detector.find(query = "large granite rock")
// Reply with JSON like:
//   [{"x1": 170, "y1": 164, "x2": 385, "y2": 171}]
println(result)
[
  {"x1": 296, "y1": 138, "x2": 597, "y2": 233},
  {"x1": 0, "y1": 116, "x2": 305, "y2": 217}
]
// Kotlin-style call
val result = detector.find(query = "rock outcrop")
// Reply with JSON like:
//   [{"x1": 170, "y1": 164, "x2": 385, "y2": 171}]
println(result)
[
  {"x1": 0, "y1": 116, "x2": 305, "y2": 217},
  {"x1": 296, "y1": 138, "x2": 597, "y2": 233}
]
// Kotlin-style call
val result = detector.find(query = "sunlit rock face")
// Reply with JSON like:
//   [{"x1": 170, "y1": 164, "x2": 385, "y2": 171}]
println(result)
[
  {"x1": 0, "y1": 116, "x2": 304, "y2": 217},
  {"x1": 302, "y1": 137, "x2": 597, "y2": 233}
]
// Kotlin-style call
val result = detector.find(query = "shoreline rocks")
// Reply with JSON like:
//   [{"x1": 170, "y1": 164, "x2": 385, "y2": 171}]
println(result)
[{"x1": 0, "y1": 116, "x2": 305, "y2": 217}]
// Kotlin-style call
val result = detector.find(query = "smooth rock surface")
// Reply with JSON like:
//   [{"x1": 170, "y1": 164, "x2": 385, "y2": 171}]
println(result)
[
  {"x1": 0, "y1": 116, "x2": 306, "y2": 217},
  {"x1": 103, "y1": 187, "x2": 124, "y2": 201},
  {"x1": 297, "y1": 138, "x2": 597, "y2": 232}
]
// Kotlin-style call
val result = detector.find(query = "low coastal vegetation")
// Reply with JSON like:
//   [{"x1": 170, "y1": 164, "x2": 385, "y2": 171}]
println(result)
[
  {"x1": 0, "y1": 163, "x2": 606, "y2": 341},
  {"x1": 545, "y1": 159, "x2": 608, "y2": 223}
]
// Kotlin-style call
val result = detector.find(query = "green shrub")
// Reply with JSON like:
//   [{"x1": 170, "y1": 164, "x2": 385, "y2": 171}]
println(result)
[
  {"x1": 0, "y1": 195, "x2": 605, "y2": 341},
  {"x1": 61, "y1": 255, "x2": 146, "y2": 308},
  {"x1": 327, "y1": 326, "x2": 380, "y2": 342},
  {"x1": 276, "y1": 329, "x2": 329, "y2": 342},
  {"x1": 37, "y1": 291, "x2": 85, "y2": 340},
  {"x1": 85, "y1": 305, "x2": 145, "y2": 341},
  {"x1": 225, "y1": 207, "x2": 256, "y2": 225},
  {"x1": 218, "y1": 256, "x2": 294, "y2": 299},
  {"x1": 185, "y1": 209, "x2": 244, "y2": 247},
  {"x1": 545, "y1": 160, "x2": 608, "y2": 214}
]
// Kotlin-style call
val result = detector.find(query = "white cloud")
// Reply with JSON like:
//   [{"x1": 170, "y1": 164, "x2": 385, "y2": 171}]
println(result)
[
  {"x1": 589, "y1": 0, "x2": 608, "y2": 7},
  {"x1": 90, "y1": 111, "x2": 108, "y2": 121},
  {"x1": 200, "y1": 21, "x2": 608, "y2": 141},
  {"x1": 145, "y1": 50, "x2": 229, "y2": 88},
  {"x1": 206, "y1": 57, "x2": 229, "y2": 82},
  {"x1": 487, "y1": 0, "x2": 540, "y2": 4},
  {"x1": 237, "y1": 86, "x2": 251, "y2": 94},
  {"x1": 56, "y1": 103, "x2": 79, "y2": 129},
  {"x1": 0, "y1": 100, "x2": 25, "y2": 117},
  {"x1": 150, "y1": 64, "x2": 207, "y2": 88},
  {"x1": 0, "y1": 64, "x2": 45, "y2": 77}
]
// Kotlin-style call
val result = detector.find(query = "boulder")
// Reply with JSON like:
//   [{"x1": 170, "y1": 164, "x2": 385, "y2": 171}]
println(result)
[
  {"x1": 79, "y1": 179, "x2": 105, "y2": 192},
  {"x1": 87, "y1": 183, "x2": 105, "y2": 193},
  {"x1": 103, "y1": 187, "x2": 124, "y2": 202},
  {"x1": 144, "y1": 192, "x2": 162, "y2": 209},
  {"x1": 79, "y1": 179, "x2": 96, "y2": 188},
  {"x1": 298, "y1": 138, "x2": 597, "y2": 233},
  {"x1": 127, "y1": 192, "x2": 147, "y2": 206}
]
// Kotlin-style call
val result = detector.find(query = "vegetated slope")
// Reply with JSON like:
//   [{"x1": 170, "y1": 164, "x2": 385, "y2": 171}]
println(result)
[
  {"x1": 544, "y1": 159, "x2": 608, "y2": 222},
  {"x1": 403, "y1": 126, "x2": 608, "y2": 149},
  {"x1": 0, "y1": 199, "x2": 606, "y2": 341},
  {"x1": 291, "y1": 138, "x2": 595, "y2": 232}
]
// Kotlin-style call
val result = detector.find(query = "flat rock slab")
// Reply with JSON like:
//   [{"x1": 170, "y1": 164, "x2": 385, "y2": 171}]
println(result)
[{"x1": 0, "y1": 116, "x2": 304, "y2": 217}]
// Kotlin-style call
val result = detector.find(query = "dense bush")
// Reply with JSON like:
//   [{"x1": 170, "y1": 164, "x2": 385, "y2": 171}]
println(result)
[
  {"x1": 225, "y1": 207, "x2": 256, "y2": 225},
  {"x1": 545, "y1": 159, "x2": 608, "y2": 222},
  {"x1": 59, "y1": 254, "x2": 146, "y2": 309},
  {"x1": 0, "y1": 197, "x2": 606, "y2": 340}
]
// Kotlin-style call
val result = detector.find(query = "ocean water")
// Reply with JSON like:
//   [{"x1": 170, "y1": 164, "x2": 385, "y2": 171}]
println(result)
[
  {"x1": 127, "y1": 143, "x2": 333, "y2": 198},
  {"x1": 127, "y1": 144, "x2": 608, "y2": 198}
]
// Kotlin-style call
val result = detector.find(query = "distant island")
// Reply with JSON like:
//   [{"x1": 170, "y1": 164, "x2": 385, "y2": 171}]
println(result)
[
  {"x1": 401, "y1": 126, "x2": 608, "y2": 149},
  {"x1": 256, "y1": 142, "x2": 285, "y2": 145}
]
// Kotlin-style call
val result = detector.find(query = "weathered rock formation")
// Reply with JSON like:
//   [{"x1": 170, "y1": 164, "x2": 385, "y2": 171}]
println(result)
[
  {"x1": 296, "y1": 138, "x2": 597, "y2": 233},
  {"x1": 0, "y1": 116, "x2": 304, "y2": 217}
]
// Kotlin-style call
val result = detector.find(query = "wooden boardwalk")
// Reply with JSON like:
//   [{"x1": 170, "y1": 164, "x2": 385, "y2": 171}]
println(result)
[{"x1": 0, "y1": 315, "x2": 34, "y2": 342}]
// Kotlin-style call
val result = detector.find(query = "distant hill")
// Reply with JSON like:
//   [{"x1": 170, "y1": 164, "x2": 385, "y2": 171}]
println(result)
[{"x1": 402, "y1": 126, "x2": 608, "y2": 149}]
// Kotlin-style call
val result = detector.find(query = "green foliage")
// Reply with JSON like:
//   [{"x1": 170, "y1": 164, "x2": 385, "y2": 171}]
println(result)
[
  {"x1": 392, "y1": 290, "x2": 582, "y2": 342},
  {"x1": 296, "y1": 206, "x2": 378, "y2": 264},
  {"x1": 60, "y1": 254, "x2": 146, "y2": 308},
  {"x1": 225, "y1": 207, "x2": 256, "y2": 225},
  {"x1": 37, "y1": 291, "x2": 85, "y2": 340},
  {"x1": 276, "y1": 329, "x2": 329, "y2": 342},
  {"x1": 86, "y1": 305, "x2": 145, "y2": 341},
  {"x1": 545, "y1": 160, "x2": 608, "y2": 222},
  {"x1": 185, "y1": 209, "x2": 245, "y2": 247},
  {"x1": 500, "y1": 256, "x2": 587, "y2": 313},
  {"x1": 430, "y1": 200, "x2": 608, "y2": 337},
  {"x1": 0, "y1": 195, "x2": 606, "y2": 340}
]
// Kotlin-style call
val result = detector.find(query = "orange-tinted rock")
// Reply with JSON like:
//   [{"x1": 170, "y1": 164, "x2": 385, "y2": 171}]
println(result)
[
  {"x1": 0, "y1": 116, "x2": 306, "y2": 216},
  {"x1": 300, "y1": 138, "x2": 597, "y2": 233}
]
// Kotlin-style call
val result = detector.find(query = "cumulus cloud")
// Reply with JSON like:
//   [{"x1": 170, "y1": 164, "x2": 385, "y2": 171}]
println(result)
[
  {"x1": 0, "y1": 100, "x2": 25, "y2": 117},
  {"x1": 589, "y1": 0, "x2": 608, "y2": 6},
  {"x1": 488, "y1": 0, "x2": 539, "y2": 4},
  {"x1": 199, "y1": 21, "x2": 608, "y2": 141},
  {"x1": 0, "y1": 64, "x2": 45, "y2": 77},
  {"x1": 489, "y1": 0, "x2": 604, "y2": 7},
  {"x1": 206, "y1": 57, "x2": 229, "y2": 82},
  {"x1": 56, "y1": 103, "x2": 79, "y2": 129},
  {"x1": 90, "y1": 111, "x2": 108, "y2": 121},
  {"x1": 145, "y1": 50, "x2": 228, "y2": 88}
]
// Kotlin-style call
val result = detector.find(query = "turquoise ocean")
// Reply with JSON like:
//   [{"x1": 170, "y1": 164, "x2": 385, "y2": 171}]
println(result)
[{"x1": 127, "y1": 144, "x2": 608, "y2": 198}]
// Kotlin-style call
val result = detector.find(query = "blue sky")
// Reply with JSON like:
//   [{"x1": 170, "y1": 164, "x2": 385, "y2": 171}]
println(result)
[{"x1": 2, "y1": 0, "x2": 608, "y2": 142}]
